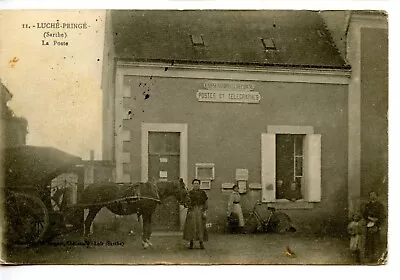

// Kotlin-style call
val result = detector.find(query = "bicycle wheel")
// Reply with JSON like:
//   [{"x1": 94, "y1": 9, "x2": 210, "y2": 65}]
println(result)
[
  {"x1": 269, "y1": 211, "x2": 293, "y2": 233},
  {"x1": 244, "y1": 213, "x2": 259, "y2": 234}
]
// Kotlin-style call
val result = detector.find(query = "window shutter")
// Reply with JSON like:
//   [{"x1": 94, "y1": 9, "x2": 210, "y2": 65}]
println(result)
[
  {"x1": 261, "y1": 133, "x2": 276, "y2": 202},
  {"x1": 303, "y1": 134, "x2": 321, "y2": 202}
]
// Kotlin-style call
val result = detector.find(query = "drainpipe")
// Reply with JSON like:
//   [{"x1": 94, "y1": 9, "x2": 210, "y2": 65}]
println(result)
[{"x1": 344, "y1": 11, "x2": 353, "y2": 60}]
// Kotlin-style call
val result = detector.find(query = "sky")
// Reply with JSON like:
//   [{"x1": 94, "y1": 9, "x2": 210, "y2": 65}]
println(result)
[{"x1": 1, "y1": 10, "x2": 105, "y2": 159}]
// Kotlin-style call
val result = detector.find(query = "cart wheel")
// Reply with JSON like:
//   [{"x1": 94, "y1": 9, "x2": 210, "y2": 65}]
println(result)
[
  {"x1": 5, "y1": 192, "x2": 50, "y2": 245},
  {"x1": 269, "y1": 211, "x2": 293, "y2": 233}
]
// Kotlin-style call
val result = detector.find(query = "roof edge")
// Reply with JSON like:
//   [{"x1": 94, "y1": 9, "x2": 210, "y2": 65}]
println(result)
[
  {"x1": 116, "y1": 60, "x2": 351, "y2": 85},
  {"x1": 116, "y1": 57, "x2": 351, "y2": 71}
]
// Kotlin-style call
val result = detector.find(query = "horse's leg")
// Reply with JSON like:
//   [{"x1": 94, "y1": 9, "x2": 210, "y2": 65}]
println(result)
[
  {"x1": 141, "y1": 212, "x2": 152, "y2": 247},
  {"x1": 84, "y1": 207, "x2": 101, "y2": 237},
  {"x1": 146, "y1": 212, "x2": 153, "y2": 244}
]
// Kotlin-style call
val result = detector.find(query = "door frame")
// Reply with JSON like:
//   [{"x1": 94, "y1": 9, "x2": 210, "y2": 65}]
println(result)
[{"x1": 141, "y1": 123, "x2": 188, "y2": 230}]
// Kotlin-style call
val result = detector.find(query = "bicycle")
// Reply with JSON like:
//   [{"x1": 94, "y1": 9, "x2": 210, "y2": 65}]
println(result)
[{"x1": 244, "y1": 201, "x2": 296, "y2": 234}]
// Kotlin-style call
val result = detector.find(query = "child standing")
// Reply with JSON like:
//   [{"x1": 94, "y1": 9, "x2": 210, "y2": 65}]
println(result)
[{"x1": 347, "y1": 212, "x2": 366, "y2": 264}]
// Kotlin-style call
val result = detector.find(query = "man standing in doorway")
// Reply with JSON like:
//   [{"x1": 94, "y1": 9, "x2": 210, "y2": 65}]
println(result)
[{"x1": 362, "y1": 191, "x2": 386, "y2": 263}]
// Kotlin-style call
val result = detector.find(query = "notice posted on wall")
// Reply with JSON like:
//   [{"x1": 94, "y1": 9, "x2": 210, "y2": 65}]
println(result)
[{"x1": 0, "y1": 5, "x2": 392, "y2": 275}]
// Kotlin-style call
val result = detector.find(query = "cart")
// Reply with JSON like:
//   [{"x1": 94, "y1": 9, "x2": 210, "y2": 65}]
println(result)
[{"x1": 2, "y1": 145, "x2": 84, "y2": 245}]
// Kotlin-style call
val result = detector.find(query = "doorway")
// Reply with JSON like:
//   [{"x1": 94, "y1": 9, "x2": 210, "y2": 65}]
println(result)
[
  {"x1": 141, "y1": 123, "x2": 188, "y2": 230},
  {"x1": 148, "y1": 132, "x2": 180, "y2": 230}
]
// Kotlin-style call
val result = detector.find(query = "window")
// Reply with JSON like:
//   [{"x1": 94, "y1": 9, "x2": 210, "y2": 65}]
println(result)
[
  {"x1": 276, "y1": 134, "x2": 304, "y2": 200},
  {"x1": 261, "y1": 130, "x2": 321, "y2": 203},
  {"x1": 148, "y1": 132, "x2": 180, "y2": 182},
  {"x1": 191, "y1": 34, "x2": 205, "y2": 46},
  {"x1": 149, "y1": 132, "x2": 180, "y2": 155},
  {"x1": 261, "y1": 38, "x2": 276, "y2": 51}
]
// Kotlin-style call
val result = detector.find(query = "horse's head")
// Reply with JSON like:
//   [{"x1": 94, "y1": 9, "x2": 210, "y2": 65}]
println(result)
[
  {"x1": 175, "y1": 178, "x2": 189, "y2": 205},
  {"x1": 156, "y1": 178, "x2": 188, "y2": 205}
]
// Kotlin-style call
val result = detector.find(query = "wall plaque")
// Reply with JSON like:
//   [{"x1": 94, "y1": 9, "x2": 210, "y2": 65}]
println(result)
[
  {"x1": 204, "y1": 80, "x2": 255, "y2": 91},
  {"x1": 196, "y1": 90, "x2": 260, "y2": 104}
]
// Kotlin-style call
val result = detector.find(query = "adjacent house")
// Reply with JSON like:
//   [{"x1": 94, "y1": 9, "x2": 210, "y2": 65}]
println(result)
[
  {"x1": 322, "y1": 10, "x2": 388, "y2": 243},
  {"x1": 1, "y1": 81, "x2": 28, "y2": 148}
]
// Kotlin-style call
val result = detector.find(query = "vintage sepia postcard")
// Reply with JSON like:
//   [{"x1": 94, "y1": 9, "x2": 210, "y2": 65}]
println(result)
[{"x1": 0, "y1": 6, "x2": 390, "y2": 268}]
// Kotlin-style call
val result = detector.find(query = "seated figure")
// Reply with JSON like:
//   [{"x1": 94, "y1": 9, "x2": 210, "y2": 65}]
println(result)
[{"x1": 285, "y1": 181, "x2": 302, "y2": 202}]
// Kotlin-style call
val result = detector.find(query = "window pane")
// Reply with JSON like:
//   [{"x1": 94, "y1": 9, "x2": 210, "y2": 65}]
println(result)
[
  {"x1": 261, "y1": 38, "x2": 276, "y2": 50},
  {"x1": 295, "y1": 177, "x2": 302, "y2": 188},
  {"x1": 148, "y1": 132, "x2": 164, "y2": 153},
  {"x1": 165, "y1": 132, "x2": 180, "y2": 153},
  {"x1": 295, "y1": 177, "x2": 303, "y2": 198},
  {"x1": 295, "y1": 157, "x2": 303, "y2": 176},
  {"x1": 149, "y1": 132, "x2": 180, "y2": 154},
  {"x1": 191, "y1": 34, "x2": 204, "y2": 46},
  {"x1": 295, "y1": 135, "x2": 303, "y2": 156},
  {"x1": 276, "y1": 134, "x2": 294, "y2": 184}
]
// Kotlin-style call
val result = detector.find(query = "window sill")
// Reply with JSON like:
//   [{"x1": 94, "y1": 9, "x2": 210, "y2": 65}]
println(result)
[{"x1": 267, "y1": 200, "x2": 315, "y2": 210}]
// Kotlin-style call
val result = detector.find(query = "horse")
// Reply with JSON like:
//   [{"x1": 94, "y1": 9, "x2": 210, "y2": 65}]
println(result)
[{"x1": 78, "y1": 179, "x2": 188, "y2": 248}]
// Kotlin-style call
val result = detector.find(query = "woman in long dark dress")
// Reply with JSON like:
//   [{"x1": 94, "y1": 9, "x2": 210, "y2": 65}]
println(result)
[{"x1": 183, "y1": 179, "x2": 208, "y2": 249}]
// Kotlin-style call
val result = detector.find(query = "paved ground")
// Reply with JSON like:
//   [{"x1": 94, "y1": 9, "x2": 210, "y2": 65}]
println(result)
[{"x1": 3, "y1": 230, "x2": 358, "y2": 265}]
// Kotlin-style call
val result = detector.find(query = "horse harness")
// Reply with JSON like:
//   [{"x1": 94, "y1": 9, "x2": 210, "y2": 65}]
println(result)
[
  {"x1": 124, "y1": 182, "x2": 161, "y2": 204},
  {"x1": 71, "y1": 183, "x2": 161, "y2": 208}
]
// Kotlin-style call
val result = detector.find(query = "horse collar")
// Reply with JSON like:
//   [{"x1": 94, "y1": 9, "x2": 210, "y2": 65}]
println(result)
[{"x1": 156, "y1": 184, "x2": 164, "y2": 200}]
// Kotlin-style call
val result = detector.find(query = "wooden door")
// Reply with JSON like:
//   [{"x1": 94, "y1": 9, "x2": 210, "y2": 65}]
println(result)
[{"x1": 148, "y1": 132, "x2": 180, "y2": 231}]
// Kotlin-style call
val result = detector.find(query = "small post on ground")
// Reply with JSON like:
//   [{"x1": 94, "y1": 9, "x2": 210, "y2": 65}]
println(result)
[{"x1": 84, "y1": 150, "x2": 95, "y2": 235}]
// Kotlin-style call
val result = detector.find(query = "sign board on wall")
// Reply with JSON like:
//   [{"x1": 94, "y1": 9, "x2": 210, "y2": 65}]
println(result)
[
  {"x1": 197, "y1": 90, "x2": 260, "y2": 104},
  {"x1": 204, "y1": 81, "x2": 255, "y2": 91},
  {"x1": 236, "y1": 169, "x2": 249, "y2": 181},
  {"x1": 222, "y1": 182, "x2": 235, "y2": 189},
  {"x1": 197, "y1": 80, "x2": 260, "y2": 104},
  {"x1": 249, "y1": 182, "x2": 262, "y2": 190},
  {"x1": 237, "y1": 180, "x2": 247, "y2": 194}
]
